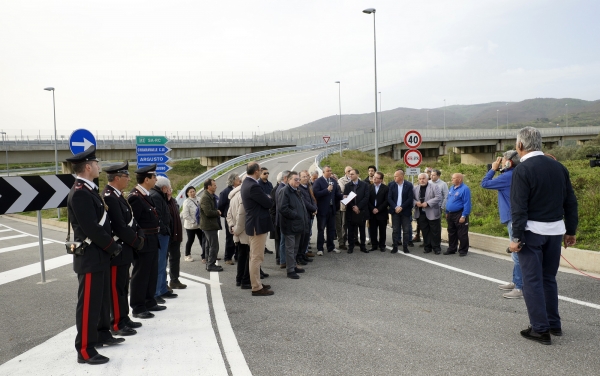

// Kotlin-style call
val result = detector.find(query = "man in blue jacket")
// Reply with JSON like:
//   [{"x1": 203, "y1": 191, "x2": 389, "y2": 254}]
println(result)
[
  {"x1": 387, "y1": 169, "x2": 414, "y2": 254},
  {"x1": 481, "y1": 150, "x2": 522, "y2": 299},
  {"x1": 444, "y1": 173, "x2": 471, "y2": 257},
  {"x1": 313, "y1": 166, "x2": 343, "y2": 255}
]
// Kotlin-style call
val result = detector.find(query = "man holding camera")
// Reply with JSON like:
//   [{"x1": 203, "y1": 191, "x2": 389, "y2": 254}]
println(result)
[
  {"x1": 510, "y1": 126, "x2": 578, "y2": 345},
  {"x1": 481, "y1": 150, "x2": 523, "y2": 299}
]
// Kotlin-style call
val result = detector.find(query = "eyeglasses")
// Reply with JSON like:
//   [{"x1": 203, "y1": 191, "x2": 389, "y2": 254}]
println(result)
[
  {"x1": 263, "y1": 172, "x2": 269, "y2": 175},
  {"x1": 293, "y1": 178, "x2": 300, "y2": 181}
]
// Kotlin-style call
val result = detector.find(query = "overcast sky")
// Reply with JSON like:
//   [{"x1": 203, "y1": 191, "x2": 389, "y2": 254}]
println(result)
[{"x1": 1, "y1": 0, "x2": 599, "y2": 138}]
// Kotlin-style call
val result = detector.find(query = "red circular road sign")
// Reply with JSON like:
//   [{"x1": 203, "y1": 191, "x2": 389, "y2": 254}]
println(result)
[
  {"x1": 403, "y1": 149, "x2": 422, "y2": 168},
  {"x1": 404, "y1": 130, "x2": 422, "y2": 148}
]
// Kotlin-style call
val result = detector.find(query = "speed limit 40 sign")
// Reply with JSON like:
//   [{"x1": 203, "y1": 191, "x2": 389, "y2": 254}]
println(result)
[
  {"x1": 403, "y1": 149, "x2": 422, "y2": 168},
  {"x1": 404, "y1": 130, "x2": 422, "y2": 148}
]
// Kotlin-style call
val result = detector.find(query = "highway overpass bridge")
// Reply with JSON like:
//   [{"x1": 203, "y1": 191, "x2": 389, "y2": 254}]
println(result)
[
  {"x1": 349, "y1": 126, "x2": 600, "y2": 164},
  {"x1": 1, "y1": 127, "x2": 598, "y2": 171}
]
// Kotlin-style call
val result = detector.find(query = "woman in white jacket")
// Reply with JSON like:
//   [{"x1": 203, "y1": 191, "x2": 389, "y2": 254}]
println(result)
[{"x1": 181, "y1": 186, "x2": 205, "y2": 262}]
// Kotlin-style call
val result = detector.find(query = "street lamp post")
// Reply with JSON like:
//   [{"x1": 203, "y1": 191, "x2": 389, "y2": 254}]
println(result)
[
  {"x1": 363, "y1": 7, "x2": 379, "y2": 169},
  {"x1": 566, "y1": 103, "x2": 568, "y2": 127},
  {"x1": 44, "y1": 87, "x2": 60, "y2": 220},
  {"x1": 427, "y1": 109, "x2": 429, "y2": 129},
  {"x1": 443, "y1": 99, "x2": 446, "y2": 135},
  {"x1": 506, "y1": 103, "x2": 508, "y2": 129},
  {"x1": 335, "y1": 81, "x2": 342, "y2": 156},
  {"x1": 497, "y1": 109, "x2": 499, "y2": 130},
  {"x1": 0, "y1": 132, "x2": 7, "y2": 176},
  {"x1": 378, "y1": 91, "x2": 382, "y2": 142}
]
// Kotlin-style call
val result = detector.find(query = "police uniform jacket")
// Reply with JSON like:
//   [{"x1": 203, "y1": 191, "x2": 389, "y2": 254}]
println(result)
[
  {"x1": 102, "y1": 184, "x2": 145, "y2": 266},
  {"x1": 68, "y1": 178, "x2": 119, "y2": 274},
  {"x1": 128, "y1": 186, "x2": 160, "y2": 253}
]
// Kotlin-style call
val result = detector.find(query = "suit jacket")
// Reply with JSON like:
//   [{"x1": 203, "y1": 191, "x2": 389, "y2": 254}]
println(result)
[
  {"x1": 343, "y1": 180, "x2": 369, "y2": 224},
  {"x1": 387, "y1": 180, "x2": 414, "y2": 216},
  {"x1": 241, "y1": 176, "x2": 274, "y2": 236},
  {"x1": 412, "y1": 182, "x2": 442, "y2": 220},
  {"x1": 102, "y1": 184, "x2": 144, "y2": 266},
  {"x1": 312, "y1": 176, "x2": 343, "y2": 215},
  {"x1": 68, "y1": 178, "x2": 119, "y2": 274},
  {"x1": 278, "y1": 184, "x2": 310, "y2": 235},
  {"x1": 368, "y1": 183, "x2": 389, "y2": 221}
]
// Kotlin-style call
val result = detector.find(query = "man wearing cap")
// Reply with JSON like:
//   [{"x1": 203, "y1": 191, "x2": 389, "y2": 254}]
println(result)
[
  {"x1": 102, "y1": 162, "x2": 146, "y2": 337},
  {"x1": 66, "y1": 146, "x2": 124, "y2": 365},
  {"x1": 128, "y1": 164, "x2": 166, "y2": 319}
]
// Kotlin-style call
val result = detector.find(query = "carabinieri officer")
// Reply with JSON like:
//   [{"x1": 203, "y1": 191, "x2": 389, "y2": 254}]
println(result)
[
  {"x1": 127, "y1": 164, "x2": 167, "y2": 318},
  {"x1": 102, "y1": 162, "x2": 146, "y2": 336},
  {"x1": 66, "y1": 146, "x2": 124, "y2": 365}
]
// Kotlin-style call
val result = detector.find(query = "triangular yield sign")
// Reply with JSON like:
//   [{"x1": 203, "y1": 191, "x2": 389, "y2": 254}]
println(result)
[{"x1": 323, "y1": 136, "x2": 330, "y2": 144}]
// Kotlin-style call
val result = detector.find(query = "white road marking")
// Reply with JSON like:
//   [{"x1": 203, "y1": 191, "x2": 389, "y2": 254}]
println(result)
[
  {"x1": 0, "y1": 229, "x2": 13, "y2": 232},
  {"x1": 291, "y1": 155, "x2": 317, "y2": 171},
  {"x1": 391, "y1": 246, "x2": 600, "y2": 310},
  {"x1": 0, "y1": 255, "x2": 72, "y2": 286},
  {"x1": 0, "y1": 278, "x2": 229, "y2": 376},
  {"x1": 0, "y1": 241, "x2": 53, "y2": 254},
  {"x1": 0, "y1": 234, "x2": 29, "y2": 241},
  {"x1": 208, "y1": 272, "x2": 252, "y2": 376},
  {"x1": 0, "y1": 222, "x2": 63, "y2": 243}
]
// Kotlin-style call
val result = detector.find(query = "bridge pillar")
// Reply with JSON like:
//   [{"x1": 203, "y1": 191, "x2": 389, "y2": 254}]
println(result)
[
  {"x1": 458, "y1": 145, "x2": 496, "y2": 165},
  {"x1": 201, "y1": 156, "x2": 229, "y2": 169}
]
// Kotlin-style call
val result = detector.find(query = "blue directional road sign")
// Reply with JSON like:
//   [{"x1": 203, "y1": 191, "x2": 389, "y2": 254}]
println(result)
[
  {"x1": 137, "y1": 155, "x2": 171, "y2": 164},
  {"x1": 137, "y1": 163, "x2": 172, "y2": 174},
  {"x1": 69, "y1": 129, "x2": 97, "y2": 155},
  {"x1": 136, "y1": 145, "x2": 172, "y2": 155}
]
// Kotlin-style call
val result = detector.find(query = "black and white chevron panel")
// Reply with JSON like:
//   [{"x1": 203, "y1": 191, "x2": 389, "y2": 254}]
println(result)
[{"x1": 0, "y1": 174, "x2": 76, "y2": 214}]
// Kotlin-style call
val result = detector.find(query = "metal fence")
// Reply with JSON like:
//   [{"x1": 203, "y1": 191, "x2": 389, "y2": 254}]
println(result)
[
  {"x1": 175, "y1": 142, "x2": 348, "y2": 205},
  {"x1": 349, "y1": 126, "x2": 600, "y2": 150}
]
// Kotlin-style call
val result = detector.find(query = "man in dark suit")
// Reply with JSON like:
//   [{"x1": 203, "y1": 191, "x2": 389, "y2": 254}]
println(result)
[
  {"x1": 66, "y1": 146, "x2": 123, "y2": 365},
  {"x1": 368, "y1": 171, "x2": 389, "y2": 252},
  {"x1": 388, "y1": 168, "x2": 414, "y2": 253},
  {"x1": 102, "y1": 162, "x2": 145, "y2": 337},
  {"x1": 312, "y1": 165, "x2": 343, "y2": 255},
  {"x1": 343, "y1": 169, "x2": 369, "y2": 253},
  {"x1": 241, "y1": 161, "x2": 274, "y2": 296}
]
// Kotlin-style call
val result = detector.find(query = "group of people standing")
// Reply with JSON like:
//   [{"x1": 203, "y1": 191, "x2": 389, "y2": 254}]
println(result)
[{"x1": 67, "y1": 148, "x2": 186, "y2": 365}]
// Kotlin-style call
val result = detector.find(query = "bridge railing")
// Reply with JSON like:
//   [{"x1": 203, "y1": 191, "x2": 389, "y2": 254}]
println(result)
[
  {"x1": 349, "y1": 126, "x2": 600, "y2": 149},
  {"x1": 175, "y1": 142, "x2": 345, "y2": 205},
  {"x1": 313, "y1": 143, "x2": 349, "y2": 177}
]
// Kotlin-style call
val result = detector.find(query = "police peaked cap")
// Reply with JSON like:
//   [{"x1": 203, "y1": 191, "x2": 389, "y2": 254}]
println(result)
[
  {"x1": 135, "y1": 164, "x2": 157, "y2": 175},
  {"x1": 65, "y1": 146, "x2": 100, "y2": 164},
  {"x1": 103, "y1": 161, "x2": 129, "y2": 175}
]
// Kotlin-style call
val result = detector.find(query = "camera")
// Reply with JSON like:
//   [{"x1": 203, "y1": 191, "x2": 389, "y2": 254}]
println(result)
[
  {"x1": 486, "y1": 164, "x2": 492, "y2": 171},
  {"x1": 586, "y1": 154, "x2": 600, "y2": 168}
]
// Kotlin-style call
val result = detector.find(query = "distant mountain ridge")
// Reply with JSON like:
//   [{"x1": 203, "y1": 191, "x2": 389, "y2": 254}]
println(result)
[{"x1": 291, "y1": 98, "x2": 600, "y2": 132}]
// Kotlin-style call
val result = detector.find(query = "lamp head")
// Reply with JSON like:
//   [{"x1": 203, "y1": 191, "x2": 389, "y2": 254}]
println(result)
[
  {"x1": 363, "y1": 8, "x2": 376, "y2": 14},
  {"x1": 335, "y1": 81, "x2": 340, "y2": 83},
  {"x1": 44, "y1": 87, "x2": 55, "y2": 91}
]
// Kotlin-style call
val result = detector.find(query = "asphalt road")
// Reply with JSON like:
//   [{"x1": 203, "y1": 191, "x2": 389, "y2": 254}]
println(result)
[{"x1": 1, "y1": 149, "x2": 600, "y2": 375}]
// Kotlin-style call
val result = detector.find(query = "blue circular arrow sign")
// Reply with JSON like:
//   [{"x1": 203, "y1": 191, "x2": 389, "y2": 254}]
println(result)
[{"x1": 69, "y1": 128, "x2": 97, "y2": 155}]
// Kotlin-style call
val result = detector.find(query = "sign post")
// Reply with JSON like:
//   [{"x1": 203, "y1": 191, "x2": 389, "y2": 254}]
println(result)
[
  {"x1": 323, "y1": 135, "x2": 330, "y2": 160},
  {"x1": 136, "y1": 136, "x2": 170, "y2": 178}
]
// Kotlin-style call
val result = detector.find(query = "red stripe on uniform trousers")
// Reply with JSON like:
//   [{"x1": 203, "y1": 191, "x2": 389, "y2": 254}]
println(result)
[
  {"x1": 111, "y1": 266, "x2": 120, "y2": 331},
  {"x1": 81, "y1": 273, "x2": 92, "y2": 360}
]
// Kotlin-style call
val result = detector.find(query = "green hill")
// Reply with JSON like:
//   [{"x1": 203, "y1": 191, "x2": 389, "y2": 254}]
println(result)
[{"x1": 291, "y1": 98, "x2": 600, "y2": 132}]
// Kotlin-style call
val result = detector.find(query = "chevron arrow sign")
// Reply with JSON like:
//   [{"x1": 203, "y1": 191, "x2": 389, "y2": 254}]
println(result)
[{"x1": 0, "y1": 174, "x2": 76, "y2": 214}]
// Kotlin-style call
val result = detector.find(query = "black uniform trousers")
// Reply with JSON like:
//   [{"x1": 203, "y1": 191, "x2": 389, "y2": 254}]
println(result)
[
  {"x1": 447, "y1": 212, "x2": 469, "y2": 255},
  {"x1": 168, "y1": 241, "x2": 181, "y2": 282},
  {"x1": 236, "y1": 243, "x2": 251, "y2": 285},
  {"x1": 130, "y1": 250, "x2": 158, "y2": 314},
  {"x1": 110, "y1": 264, "x2": 131, "y2": 331},
  {"x1": 347, "y1": 219, "x2": 367, "y2": 251},
  {"x1": 75, "y1": 269, "x2": 110, "y2": 360},
  {"x1": 316, "y1": 205, "x2": 336, "y2": 252},
  {"x1": 368, "y1": 216, "x2": 388, "y2": 250}
]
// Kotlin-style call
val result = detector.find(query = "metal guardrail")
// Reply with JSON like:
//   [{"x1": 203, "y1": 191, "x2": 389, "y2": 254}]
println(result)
[
  {"x1": 349, "y1": 126, "x2": 600, "y2": 150},
  {"x1": 314, "y1": 143, "x2": 349, "y2": 177},
  {"x1": 175, "y1": 143, "x2": 338, "y2": 205}
]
